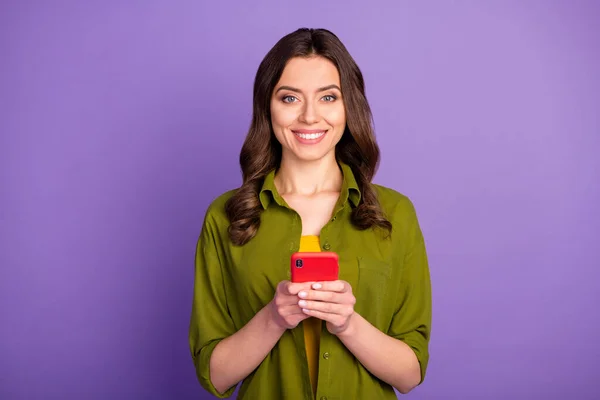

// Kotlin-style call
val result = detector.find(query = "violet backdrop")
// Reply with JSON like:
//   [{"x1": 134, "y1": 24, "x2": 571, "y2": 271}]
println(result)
[{"x1": 1, "y1": 1, "x2": 599, "y2": 399}]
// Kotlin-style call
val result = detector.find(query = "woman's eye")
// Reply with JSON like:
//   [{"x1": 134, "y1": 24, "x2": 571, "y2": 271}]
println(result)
[
  {"x1": 322, "y1": 95, "x2": 337, "y2": 102},
  {"x1": 282, "y1": 95, "x2": 298, "y2": 103}
]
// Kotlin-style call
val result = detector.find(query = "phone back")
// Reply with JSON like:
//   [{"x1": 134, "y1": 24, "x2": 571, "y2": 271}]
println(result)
[{"x1": 291, "y1": 252, "x2": 339, "y2": 283}]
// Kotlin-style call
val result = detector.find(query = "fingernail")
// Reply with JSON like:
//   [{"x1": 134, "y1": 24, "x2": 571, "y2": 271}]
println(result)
[
  {"x1": 298, "y1": 300, "x2": 307, "y2": 307},
  {"x1": 298, "y1": 291, "x2": 307, "y2": 298},
  {"x1": 312, "y1": 283, "x2": 322, "y2": 289}
]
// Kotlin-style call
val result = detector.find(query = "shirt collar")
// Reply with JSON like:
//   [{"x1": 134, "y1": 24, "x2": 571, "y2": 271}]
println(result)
[{"x1": 259, "y1": 161, "x2": 361, "y2": 210}]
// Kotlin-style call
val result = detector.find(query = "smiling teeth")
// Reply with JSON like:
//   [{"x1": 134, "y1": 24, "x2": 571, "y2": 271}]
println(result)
[{"x1": 296, "y1": 131, "x2": 326, "y2": 139}]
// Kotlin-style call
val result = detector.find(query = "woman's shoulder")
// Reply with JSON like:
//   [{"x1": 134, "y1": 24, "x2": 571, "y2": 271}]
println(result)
[
  {"x1": 202, "y1": 188, "x2": 237, "y2": 227},
  {"x1": 372, "y1": 183, "x2": 420, "y2": 224}
]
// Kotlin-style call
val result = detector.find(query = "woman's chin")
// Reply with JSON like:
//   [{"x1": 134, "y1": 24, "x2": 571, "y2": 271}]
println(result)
[{"x1": 286, "y1": 148, "x2": 336, "y2": 163}]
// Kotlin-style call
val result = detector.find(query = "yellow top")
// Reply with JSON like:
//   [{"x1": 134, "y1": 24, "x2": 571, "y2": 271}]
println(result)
[{"x1": 299, "y1": 235, "x2": 322, "y2": 398}]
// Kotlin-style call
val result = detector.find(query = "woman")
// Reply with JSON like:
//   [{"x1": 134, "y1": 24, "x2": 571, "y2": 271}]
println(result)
[{"x1": 189, "y1": 28, "x2": 431, "y2": 399}]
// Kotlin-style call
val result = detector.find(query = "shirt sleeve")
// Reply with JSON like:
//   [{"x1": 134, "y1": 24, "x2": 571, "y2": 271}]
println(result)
[
  {"x1": 189, "y1": 211, "x2": 238, "y2": 398},
  {"x1": 388, "y1": 199, "x2": 432, "y2": 384}
]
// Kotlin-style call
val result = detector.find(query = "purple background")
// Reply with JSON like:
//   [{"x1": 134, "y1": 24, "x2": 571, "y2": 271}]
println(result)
[{"x1": 1, "y1": 1, "x2": 599, "y2": 399}]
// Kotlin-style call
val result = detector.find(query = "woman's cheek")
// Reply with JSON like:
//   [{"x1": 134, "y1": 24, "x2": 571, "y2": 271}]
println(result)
[{"x1": 326, "y1": 106, "x2": 346, "y2": 127}]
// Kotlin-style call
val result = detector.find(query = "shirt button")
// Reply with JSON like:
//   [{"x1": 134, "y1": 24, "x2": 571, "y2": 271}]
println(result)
[
  {"x1": 322, "y1": 243, "x2": 331, "y2": 250},
  {"x1": 320, "y1": 397, "x2": 327, "y2": 400},
  {"x1": 323, "y1": 352, "x2": 330, "y2": 360}
]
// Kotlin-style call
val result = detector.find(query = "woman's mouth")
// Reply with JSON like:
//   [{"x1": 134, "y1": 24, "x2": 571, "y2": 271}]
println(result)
[{"x1": 292, "y1": 130, "x2": 327, "y2": 144}]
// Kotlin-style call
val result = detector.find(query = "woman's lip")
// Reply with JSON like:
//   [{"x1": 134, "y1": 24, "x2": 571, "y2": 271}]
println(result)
[{"x1": 292, "y1": 129, "x2": 328, "y2": 134}]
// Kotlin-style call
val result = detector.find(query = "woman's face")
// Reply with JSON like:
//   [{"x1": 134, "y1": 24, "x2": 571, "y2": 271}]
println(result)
[{"x1": 270, "y1": 56, "x2": 346, "y2": 163}]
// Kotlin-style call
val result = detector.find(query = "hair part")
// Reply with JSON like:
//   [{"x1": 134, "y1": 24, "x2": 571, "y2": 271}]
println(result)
[{"x1": 225, "y1": 28, "x2": 392, "y2": 245}]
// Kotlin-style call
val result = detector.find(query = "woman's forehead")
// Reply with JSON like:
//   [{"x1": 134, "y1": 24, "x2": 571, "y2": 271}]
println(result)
[{"x1": 277, "y1": 56, "x2": 341, "y2": 90}]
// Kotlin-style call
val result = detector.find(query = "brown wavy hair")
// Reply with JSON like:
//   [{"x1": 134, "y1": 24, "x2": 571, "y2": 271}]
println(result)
[{"x1": 225, "y1": 28, "x2": 392, "y2": 246}]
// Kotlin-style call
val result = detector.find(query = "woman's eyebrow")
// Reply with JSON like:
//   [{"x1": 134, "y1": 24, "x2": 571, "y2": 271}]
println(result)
[{"x1": 275, "y1": 84, "x2": 342, "y2": 94}]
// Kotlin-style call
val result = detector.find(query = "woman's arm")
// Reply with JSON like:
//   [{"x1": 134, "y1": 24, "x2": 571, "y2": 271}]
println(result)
[
  {"x1": 300, "y1": 283, "x2": 424, "y2": 394},
  {"x1": 190, "y1": 206, "x2": 315, "y2": 396},
  {"x1": 336, "y1": 312, "x2": 421, "y2": 393},
  {"x1": 209, "y1": 303, "x2": 285, "y2": 394},
  {"x1": 209, "y1": 280, "x2": 313, "y2": 395}
]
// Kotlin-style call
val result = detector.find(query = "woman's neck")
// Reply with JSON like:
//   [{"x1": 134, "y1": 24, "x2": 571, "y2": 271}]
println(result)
[{"x1": 275, "y1": 154, "x2": 342, "y2": 196}]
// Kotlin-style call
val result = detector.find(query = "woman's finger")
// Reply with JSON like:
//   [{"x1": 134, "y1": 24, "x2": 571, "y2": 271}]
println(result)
[
  {"x1": 298, "y1": 289, "x2": 341, "y2": 303},
  {"x1": 298, "y1": 299, "x2": 353, "y2": 316},
  {"x1": 277, "y1": 304, "x2": 306, "y2": 316}
]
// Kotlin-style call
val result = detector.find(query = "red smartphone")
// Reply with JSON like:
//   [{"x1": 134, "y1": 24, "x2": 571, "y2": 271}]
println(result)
[{"x1": 291, "y1": 252, "x2": 339, "y2": 283}]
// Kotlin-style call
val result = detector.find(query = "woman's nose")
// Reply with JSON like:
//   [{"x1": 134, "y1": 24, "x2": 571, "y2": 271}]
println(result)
[{"x1": 299, "y1": 101, "x2": 319, "y2": 124}]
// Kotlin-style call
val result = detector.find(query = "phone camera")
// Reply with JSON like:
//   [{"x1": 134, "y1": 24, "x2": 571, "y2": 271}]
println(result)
[{"x1": 295, "y1": 259, "x2": 303, "y2": 268}]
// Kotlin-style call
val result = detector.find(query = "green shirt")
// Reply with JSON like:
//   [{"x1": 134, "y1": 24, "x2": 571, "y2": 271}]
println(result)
[{"x1": 189, "y1": 163, "x2": 432, "y2": 399}]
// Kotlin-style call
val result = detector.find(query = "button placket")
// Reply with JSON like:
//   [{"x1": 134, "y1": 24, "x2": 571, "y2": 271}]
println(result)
[{"x1": 316, "y1": 322, "x2": 333, "y2": 400}]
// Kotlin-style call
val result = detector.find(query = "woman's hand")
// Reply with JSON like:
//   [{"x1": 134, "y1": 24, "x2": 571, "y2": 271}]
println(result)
[
  {"x1": 268, "y1": 280, "x2": 314, "y2": 330},
  {"x1": 297, "y1": 280, "x2": 357, "y2": 335}
]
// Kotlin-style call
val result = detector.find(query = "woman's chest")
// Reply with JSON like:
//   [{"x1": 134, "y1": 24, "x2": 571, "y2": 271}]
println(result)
[{"x1": 282, "y1": 191, "x2": 340, "y2": 236}]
